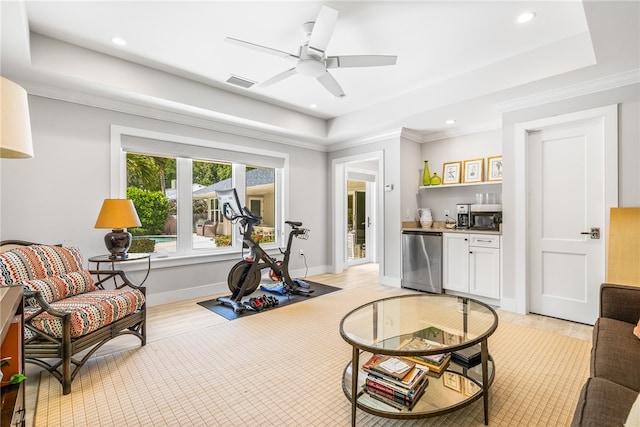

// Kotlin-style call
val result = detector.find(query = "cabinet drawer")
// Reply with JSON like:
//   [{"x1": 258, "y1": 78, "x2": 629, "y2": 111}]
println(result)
[{"x1": 469, "y1": 234, "x2": 500, "y2": 248}]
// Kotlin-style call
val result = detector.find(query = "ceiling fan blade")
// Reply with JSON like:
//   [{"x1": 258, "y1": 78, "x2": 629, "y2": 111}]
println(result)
[
  {"x1": 326, "y1": 55, "x2": 398, "y2": 69},
  {"x1": 258, "y1": 67, "x2": 297, "y2": 88},
  {"x1": 317, "y1": 71, "x2": 345, "y2": 98},
  {"x1": 225, "y1": 37, "x2": 297, "y2": 60},
  {"x1": 308, "y1": 6, "x2": 338, "y2": 54}
]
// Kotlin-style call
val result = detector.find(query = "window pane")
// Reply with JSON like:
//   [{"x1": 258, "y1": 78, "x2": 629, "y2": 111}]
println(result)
[
  {"x1": 246, "y1": 166, "x2": 276, "y2": 244},
  {"x1": 192, "y1": 159, "x2": 232, "y2": 249},
  {"x1": 126, "y1": 152, "x2": 176, "y2": 254}
]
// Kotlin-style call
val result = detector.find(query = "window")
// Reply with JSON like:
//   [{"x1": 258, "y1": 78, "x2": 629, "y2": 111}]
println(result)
[
  {"x1": 126, "y1": 152, "x2": 177, "y2": 254},
  {"x1": 249, "y1": 198, "x2": 263, "y2": 218},
  {"x1": 191, "y1": 159, "x2": 232, "y2": 249},
  {"x1": 246, "y1": 166, "x2": 276, "y2": 244},
  {"x1": 114, "y1": 126, "x2": 286, "y2": 259}
]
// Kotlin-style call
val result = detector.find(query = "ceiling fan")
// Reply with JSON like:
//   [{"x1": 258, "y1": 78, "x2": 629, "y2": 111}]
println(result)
[{"x1": 225, "y1": 5, "x2": 397, "y2": 98}]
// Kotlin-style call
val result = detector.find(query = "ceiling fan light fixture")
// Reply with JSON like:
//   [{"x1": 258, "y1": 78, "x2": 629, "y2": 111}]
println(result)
[
  {"x1": 111, "y1": 36, "x2": 127, "y2": 46},
  {"x1": 226, "y1": 5, "x2": 396, "y2": 98},
  {"x1": 517, "y1": 11, "x2": 536, "y2": 24},
  {"x1": 445, "y1": 119, "x2": 456, "y2": 125},
  {"x1": 296, "y1": 59, "x2": 326, "y2": 77}
]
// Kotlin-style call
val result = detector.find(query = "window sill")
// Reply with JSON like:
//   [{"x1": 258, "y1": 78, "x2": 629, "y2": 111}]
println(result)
[{"x1": 130, "y1": 245, "x2": 282, "y2": 270}]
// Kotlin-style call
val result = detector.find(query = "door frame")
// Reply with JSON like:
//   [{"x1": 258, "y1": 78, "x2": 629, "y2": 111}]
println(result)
[
  {"x1": 332, "y1": 151, "x2": 384, "y2": 274},
  {"x1": 512, "y1": 105, "x2": 618, "y2": 315}
]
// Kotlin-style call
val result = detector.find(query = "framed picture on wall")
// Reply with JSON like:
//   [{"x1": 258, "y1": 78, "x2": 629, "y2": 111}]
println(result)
[
  {"x1": 463, "y1": 158, "x2": 484, "y2": 183},
  {"x1": 487, "y1": 155, "x2": 503, "y2": 182},
  {"x1": 442, "y1": 161, "x2": 462, "y2": 184}
]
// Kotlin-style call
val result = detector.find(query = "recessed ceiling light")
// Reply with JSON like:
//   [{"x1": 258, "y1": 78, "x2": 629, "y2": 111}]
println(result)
[
  {"x1": 445, "y1": 119, "x2": 456, "y2": 125},
  {"x1": 310, "y1": 103, "x2": 318, "y2": 109},
  {"x1": 111, "y1": 37, "x2": 127, "y2": 46},
  {"x1": 517, "y1": 11, "x2": 536, "y2": 24}
]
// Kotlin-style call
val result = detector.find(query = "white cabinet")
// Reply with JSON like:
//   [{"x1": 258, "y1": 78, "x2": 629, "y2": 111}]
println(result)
[
  {"x1": 443, "y1": 233, "x2": 469, "y2": 293},
  {"x1": 468, "y1": 235, "x2": 500, "y2": 299},
  {"x1": 443, "y1": 232, "x2": 501, "y2": 300}
]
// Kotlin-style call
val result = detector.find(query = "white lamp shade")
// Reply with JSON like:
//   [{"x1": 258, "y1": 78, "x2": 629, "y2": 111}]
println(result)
[{"x1": 0, "y1": 77, "x2": 34, "y2": 158}]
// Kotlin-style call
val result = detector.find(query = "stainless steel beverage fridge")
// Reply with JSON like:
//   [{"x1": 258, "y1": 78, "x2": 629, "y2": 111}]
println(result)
[{"x1": 401, "y1": 230, "x2": 443, "y2": 293}]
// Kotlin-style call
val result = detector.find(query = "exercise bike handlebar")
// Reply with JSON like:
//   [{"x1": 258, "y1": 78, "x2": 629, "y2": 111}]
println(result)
[
  {"x1": 218, "y1": 188, "x2": 305, "y2": 233},
  {"x1": 224, "y1": 203, "x2": 306, "y2": 233},
  {"x1": 220, "y1": 199, "x2": 255, "y2": 221}
]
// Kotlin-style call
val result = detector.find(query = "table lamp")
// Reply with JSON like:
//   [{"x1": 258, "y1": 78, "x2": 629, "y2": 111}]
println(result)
[
  {"x1": 1, "y1": 77, "x2": 34, "y2": 158},
  {"x1": 94, "y1": 199, "x2": 141, "y2": 259}
]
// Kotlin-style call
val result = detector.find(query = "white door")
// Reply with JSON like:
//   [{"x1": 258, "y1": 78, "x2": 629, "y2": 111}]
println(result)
[{"x1": 527, "y1": 119, "x2": 608, "y2": 324}]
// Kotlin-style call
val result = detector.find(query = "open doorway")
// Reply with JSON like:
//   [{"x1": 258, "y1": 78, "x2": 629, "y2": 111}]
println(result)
[
  {"x1": 347, "y1": 179, "x2": 373, "y2": 264},
  {"x1": 332, "y1": 151, "x2": 383, "y2": 276},
  {"x1": 345, "y1": 167, "x2": 377, "y2": 267}
]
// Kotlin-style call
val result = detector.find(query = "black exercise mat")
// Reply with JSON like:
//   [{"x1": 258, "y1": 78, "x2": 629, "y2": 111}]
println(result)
[{"x1": 197, "y1": 280, "x2": 342, "y2": 320}]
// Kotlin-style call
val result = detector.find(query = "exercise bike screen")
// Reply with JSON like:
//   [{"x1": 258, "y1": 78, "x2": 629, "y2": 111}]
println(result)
[{"x1": 216, "y1": 188, "x2": 243, "y2": 219}]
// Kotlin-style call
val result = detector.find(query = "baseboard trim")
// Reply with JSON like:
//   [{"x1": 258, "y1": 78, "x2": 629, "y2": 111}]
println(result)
[
  {"x1": 145, "y1": 264, "x2": 333, "y2": 306},
  {"x1": 290, "y1": 265, "x2": 332, "y2": 279},
  {"x1": 499, "y1": 297, "x2": 521, "y2": 313},
  {"x1": 146, "y1": 282, "x2": 227, "y2": 307},
  {"x1": 380, "y1": 275, "x2": 401, "y2": 287}
]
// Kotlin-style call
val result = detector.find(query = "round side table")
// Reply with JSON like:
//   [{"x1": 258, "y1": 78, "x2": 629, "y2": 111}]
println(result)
[{"x1": 88, "y1": 253, "x2": 151, "y2": 287}]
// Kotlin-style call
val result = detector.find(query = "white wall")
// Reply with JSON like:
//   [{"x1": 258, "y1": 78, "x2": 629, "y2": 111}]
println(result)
[
  {"x1": 0, "y1": 96, "x2": 330, "y2": 305},
  {"x1": 501, "y1": 83, "x2": 640, "y2": 303},
  {"x1": 399, "y1": 136, "x2": 421, "y2": 223}
]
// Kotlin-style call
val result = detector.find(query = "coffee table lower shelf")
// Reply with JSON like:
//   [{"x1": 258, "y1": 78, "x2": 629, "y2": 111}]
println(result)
[{"x1": 342, "y1": 352, "x2": 495, "y2": 421}]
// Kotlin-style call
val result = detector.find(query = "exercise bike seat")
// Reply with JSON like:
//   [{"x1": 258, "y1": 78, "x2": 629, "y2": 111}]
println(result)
[{"x1": 286, "y1": 220, "x2": 303, "y2": 227}]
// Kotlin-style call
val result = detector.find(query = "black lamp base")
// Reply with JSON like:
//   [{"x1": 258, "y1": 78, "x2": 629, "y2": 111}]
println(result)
[{"x1": 104, "y1": 229, "x2": 132, "y2": 259}]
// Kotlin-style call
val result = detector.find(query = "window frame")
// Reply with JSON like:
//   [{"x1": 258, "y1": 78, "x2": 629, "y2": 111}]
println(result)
[{"x1": 110, "y1": 125, "x2": 288, "y2": 262}]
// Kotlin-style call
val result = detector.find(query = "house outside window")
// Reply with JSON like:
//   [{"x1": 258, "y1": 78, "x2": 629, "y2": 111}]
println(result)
[{"x1": 246, "y1": 166, "x2": 275, "y2": 243}]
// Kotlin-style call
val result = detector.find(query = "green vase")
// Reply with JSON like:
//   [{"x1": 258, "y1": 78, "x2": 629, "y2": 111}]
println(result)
[
  {"x1": 431, "y1": 173, "x2": 441, "y2": 185},
  {"x1": 422, "y1": 161, "x2": 431, "y2": 186}
]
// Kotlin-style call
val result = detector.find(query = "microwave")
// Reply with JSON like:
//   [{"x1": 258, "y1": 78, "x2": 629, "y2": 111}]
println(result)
[{"x1": 470, "y1": 204, "x2": 502, "y2": 230}]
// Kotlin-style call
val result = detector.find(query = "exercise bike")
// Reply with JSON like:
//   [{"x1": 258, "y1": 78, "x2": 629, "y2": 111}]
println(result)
[{"x1": 216, "y1": 188, "x2": 313, "y2": 313}]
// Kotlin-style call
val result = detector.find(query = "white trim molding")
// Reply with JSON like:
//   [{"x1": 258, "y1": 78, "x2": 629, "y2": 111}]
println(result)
[{"x1": 495, "y1": 69, "x2": 639, "y2": 113}]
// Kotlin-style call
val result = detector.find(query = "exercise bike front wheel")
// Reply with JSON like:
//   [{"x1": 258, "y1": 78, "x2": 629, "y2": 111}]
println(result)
[{"x1": 228, "y1": 260, "x2": 261, "y2": 296}]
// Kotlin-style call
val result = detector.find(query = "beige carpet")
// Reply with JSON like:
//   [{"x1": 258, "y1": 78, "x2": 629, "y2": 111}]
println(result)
[{"x1": 33, "y1": 285, "x2": 590, "y2": 426}]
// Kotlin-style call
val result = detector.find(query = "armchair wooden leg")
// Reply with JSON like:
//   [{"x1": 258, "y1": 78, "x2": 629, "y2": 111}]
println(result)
[{"x1": 62, "y1": 318, "x2": 72, "y2": 395}]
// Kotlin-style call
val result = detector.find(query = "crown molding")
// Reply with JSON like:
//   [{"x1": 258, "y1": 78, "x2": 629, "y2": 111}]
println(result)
[
  {"x1": 327, "y1": 128, "x2": 404, "y2": 152},
  {"x1": 399, "y1": 128, "x2": 424, "y2": 143},
  {"x1": 413, "y1": 120, "x2": 502, "y2": 144},
  {"x1": 22, "y1": 79, "x2": 334, "y2": 153},
  {"x1": 493, "y1": 68, "x2": 640, "y2": 113},
  {"x1": 23, "y1": 80, "x2": 421, "y2": 154}
]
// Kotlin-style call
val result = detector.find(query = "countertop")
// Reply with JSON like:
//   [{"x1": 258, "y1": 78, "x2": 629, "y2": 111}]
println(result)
[{"x1": 401, "y1": 221, "x2": 502, "y2": 235}]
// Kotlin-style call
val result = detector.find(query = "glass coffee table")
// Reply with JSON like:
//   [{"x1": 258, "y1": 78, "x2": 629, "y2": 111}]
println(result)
[{"x1": 340, "y1": 294, "x2": 498, "y2": 426}]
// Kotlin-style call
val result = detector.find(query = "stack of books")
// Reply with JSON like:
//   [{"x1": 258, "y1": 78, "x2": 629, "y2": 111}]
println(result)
[
  {"x1": 452, "y1": 343, "x2": 482, "y2": 368},
  {"x1": 362, "y1": 354, "x2": 429, "y2": 411},
  {"x1": 399, "y1": 336, "x2": 452, "y2": 376}
]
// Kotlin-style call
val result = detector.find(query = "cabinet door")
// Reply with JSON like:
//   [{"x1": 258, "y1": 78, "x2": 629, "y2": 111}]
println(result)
[
  {"x1": 469, "y1": 246, "x2": 500, "y2": 299},
  {"x1": 443, "y1": 233, "x2": 469, "y2": 292}
]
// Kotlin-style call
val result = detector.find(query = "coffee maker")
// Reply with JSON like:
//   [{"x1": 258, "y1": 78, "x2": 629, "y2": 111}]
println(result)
[{"x1": 457, "y1": 204, "x2": 471, "y2": 229}]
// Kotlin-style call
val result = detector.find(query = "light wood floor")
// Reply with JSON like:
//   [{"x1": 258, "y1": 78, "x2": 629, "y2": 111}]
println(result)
[{"x1": 24, "y1": 263, "x2": 592, "y2": 426}]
